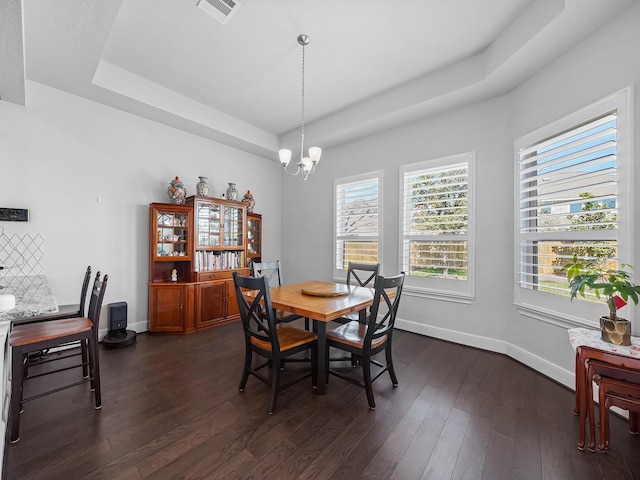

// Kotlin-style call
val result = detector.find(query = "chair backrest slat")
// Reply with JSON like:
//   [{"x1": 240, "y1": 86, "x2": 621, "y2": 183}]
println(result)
[
  {"x1": 78, "y1": 266, "x2": 92, "y2": 317},
  {"x1": 233, "y1": 272, "x2": 279, "y2": 350},
  {"x1": 346, "y1": 262, "x2": 380, "y2": 288},
  {"x1": 87, "y1": 272, "x2": 108, "y2": 337},
  {"x1": 251, "y1": 261, "x2": 283, "y2": 287},
  {"x1": 366, "y1": 272, "x2": 405, "y2": 344}
]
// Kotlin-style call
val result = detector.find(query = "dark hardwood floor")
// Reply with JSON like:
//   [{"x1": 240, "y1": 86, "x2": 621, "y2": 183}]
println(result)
[{"x1": 4, "y1": 321, "x2": 640, "y2": 479}]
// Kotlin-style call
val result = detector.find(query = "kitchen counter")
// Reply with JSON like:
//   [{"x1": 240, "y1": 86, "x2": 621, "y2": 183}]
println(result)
[{"x1": 0, "y1": 275, "x2": 58, "y2": 323}]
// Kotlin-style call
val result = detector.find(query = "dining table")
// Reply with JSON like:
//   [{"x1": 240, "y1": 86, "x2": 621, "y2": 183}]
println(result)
[{"x1": 265, "y1": 280, "x2": 375, "y2": 395}]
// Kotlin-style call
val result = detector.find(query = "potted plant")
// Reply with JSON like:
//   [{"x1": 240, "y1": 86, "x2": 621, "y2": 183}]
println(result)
[{"x1": 562, "y1": 254, "x2": 640, "y2": 345}]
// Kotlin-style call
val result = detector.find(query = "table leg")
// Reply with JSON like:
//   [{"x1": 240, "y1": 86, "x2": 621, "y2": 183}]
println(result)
[
  {"x1": 314, "y1": 320, "x2": 328, "y2": 395},
  {"x1": 573, "y1": 350, "x2": 580, "y2": 415},
  {"x1": 586, "y1": 361, "x2": 597, "y2": 451},
  {"x1": 9, "y1": 346, "x2": 23, "y2": 443},
  {"x1": 576, "y1": 348, "x2": 587, "y2": 450}
]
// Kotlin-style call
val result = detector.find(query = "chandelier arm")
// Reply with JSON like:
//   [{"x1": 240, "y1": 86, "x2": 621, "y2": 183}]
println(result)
[{"x1": 282, "y1": 162, "x2": 303, "y2": 176}]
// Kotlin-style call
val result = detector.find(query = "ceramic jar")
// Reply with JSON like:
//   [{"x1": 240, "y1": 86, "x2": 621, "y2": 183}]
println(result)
[
  {"x1": 196, "y1": 176, "x2": 209, "y2": 197},
  {"x1": 600, "y1": 315, "x2": 631, "y2": 346},
  {"x1": 167, "y1": 176, "x2": 187, "y2": 204},
  {"x1": 226, "y1": 182, "x2": 238, "y2": 201},
  {"x1": 242, "y1": 190, "x2": 255, "y2": 212}
]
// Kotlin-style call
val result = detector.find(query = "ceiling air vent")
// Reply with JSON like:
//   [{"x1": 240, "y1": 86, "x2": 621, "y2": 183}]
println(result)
[{"x1": 197, "y1": 0, "x2": 241, "y2": 25}]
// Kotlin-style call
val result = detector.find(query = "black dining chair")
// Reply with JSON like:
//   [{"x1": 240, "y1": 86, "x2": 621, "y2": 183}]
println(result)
[
  {"x1": 8, "y1": 271, "x2": 108, "y2": 443},
  {"x1": 251, "y1": 260, "x2": 308, "y2": 330},
  {"x1": 233, "y1": 272, "x2": 317, "y2": 414},
  {"x1": 330, "y1": 262, "x2": 380, "y2": 366},
  {"x1": 326, "y1": 272, "x2": 404, "y2": 409}
]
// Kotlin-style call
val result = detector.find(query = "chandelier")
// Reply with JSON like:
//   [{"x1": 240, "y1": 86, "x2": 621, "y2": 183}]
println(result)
[{"x1": 279, "y1": 34, "x2": 321, "y2": 181}]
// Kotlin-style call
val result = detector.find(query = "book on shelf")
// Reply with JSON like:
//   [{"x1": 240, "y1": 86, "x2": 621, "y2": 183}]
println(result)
[{"x1": 195, "y1": 250, "x2": 244, "y2": 271}]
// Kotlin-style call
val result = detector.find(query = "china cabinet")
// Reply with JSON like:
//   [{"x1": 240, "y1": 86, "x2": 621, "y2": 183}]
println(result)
[{"x1": 148, "y1": 197, "x2": 252, "y2": 334}]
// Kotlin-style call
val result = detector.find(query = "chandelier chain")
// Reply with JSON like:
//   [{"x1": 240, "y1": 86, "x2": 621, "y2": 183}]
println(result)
[{"x1": 300, "y1": 41, "x2": 306, "y2": 160}]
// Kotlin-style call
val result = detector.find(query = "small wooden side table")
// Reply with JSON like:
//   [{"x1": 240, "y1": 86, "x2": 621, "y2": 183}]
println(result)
[{"x1": 568, "y1": 328, "x2": 640, "y2": 450}]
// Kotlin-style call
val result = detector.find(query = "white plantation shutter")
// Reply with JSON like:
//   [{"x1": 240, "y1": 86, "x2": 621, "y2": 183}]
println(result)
[
  {"x1": 334, "y1": 172, "x2": 381, "y2": 271},
  {"x1": 400, "y1": 152, "x2": 474, "y2": 299},
  {"x1": 517, "y1": 112, "x2": 619, "y2": 297},
  {"x1": 514, "y1": 88, "x2": 634, "y2": 324}
]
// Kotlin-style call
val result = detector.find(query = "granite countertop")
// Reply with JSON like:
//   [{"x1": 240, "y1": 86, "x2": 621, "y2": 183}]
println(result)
[{"x1": 0, "y1": 275, "x2": 58, "y2": 323}]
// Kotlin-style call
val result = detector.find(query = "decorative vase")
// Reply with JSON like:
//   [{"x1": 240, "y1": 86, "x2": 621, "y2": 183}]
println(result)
[
  {"x1": 226, "y1": 182, "x2": 238, "y2": 201},
  {"x1": 242, "y1": 190, "x2": 255, "y2": 212},
  {"x1": 600, "y1": 315, "x2": 631, "y2": 346},
  {"x1": 167, "y1": 176, "x2": 186, "y2": 204},
  {"x1": 196, "y1": 176, "x2": 209, "y2": 197}
]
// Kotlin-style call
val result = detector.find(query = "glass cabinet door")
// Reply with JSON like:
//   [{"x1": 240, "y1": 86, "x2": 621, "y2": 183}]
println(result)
[
  {"x1": 223, "y1": 206, "x2": 243, "y2": 247},
  {"x1": 197, "y1": 203, "x2": 220, "y2": 247},
  {"x1": 247, "y1": 215, "x2": 261, "y2": 257},
  {"x1": 155, "y1": 210, "x2": 189, "y2": 257}
]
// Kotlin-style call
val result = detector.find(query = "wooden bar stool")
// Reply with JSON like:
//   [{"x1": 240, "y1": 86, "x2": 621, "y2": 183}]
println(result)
[{"x1": 8, "y1": 272, "x2": 108, "y2": 443}]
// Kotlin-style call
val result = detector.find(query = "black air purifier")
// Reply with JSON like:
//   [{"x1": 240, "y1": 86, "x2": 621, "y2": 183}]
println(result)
[{"x1": 102, "y1": 301, "x2": 136, "y2": 349}]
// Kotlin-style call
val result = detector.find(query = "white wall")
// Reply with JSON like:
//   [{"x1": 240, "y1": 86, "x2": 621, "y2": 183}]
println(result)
[
  {"x1": 281, "y1": 2, "x2": 640, "y2": 388},
  {"x1": 0, "y1": 81, "x2": 283, "y2": 336}
]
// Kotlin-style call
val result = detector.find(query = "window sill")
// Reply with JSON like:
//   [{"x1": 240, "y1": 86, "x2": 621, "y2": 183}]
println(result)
[
  {"x1": 514, "y1": 301, "x2": 598, "y2": 330},
  {"x1": 403, "y1": 286, "x2": 474, "y2": 304}
]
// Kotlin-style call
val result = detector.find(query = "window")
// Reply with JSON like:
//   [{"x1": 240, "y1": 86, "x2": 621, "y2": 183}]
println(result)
[
  {"x1": 400, "y1": 152, "x2": 474, "y2": 300},
  {"x1": 334, "y1": 171, "x2": 381, "y2": 278},
  {"x1": 515, "y1": 88, "x2": 633, "y2": 323}
]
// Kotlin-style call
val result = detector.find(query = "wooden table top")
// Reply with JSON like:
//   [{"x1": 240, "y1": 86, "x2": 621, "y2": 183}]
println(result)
[{"x1": 266, "y1": 280, "x2": 375, "y2": 322}]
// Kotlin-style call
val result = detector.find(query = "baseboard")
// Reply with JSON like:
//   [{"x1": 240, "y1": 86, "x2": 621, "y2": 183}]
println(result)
[{"x1": 395, "y1": 318, "x2": 575, "y2": 390}]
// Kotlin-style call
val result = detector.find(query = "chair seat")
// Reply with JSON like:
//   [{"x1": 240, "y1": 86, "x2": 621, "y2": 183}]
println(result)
[
  {"x1": 327, "y1": 321, "x2": 387, "y2": 349},
  {"x1": 338, "y1": 312, "x2": 359, "y2": 322},
  {"x1": 10, "y1": 317, "x2": 93, "y2": 347},
  {"x1": 250, "y1": 324, "x2": 317, "y2": 352}
]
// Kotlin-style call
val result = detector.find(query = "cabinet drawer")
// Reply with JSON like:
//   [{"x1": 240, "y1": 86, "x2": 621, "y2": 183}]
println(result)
[{"x1": 197, "y1": 269, "x2": 249, "y2": 282}]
